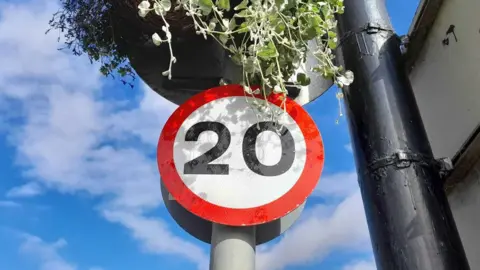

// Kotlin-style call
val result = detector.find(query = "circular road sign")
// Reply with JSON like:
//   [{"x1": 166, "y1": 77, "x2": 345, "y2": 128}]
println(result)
[{"x1": 157, "y1": 84, "x2": 324, "y2": 226}]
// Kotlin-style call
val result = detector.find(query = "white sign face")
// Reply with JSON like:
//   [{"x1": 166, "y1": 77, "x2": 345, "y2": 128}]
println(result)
[
  {"x1": 158, "y1": 85, "x2": 324, "y2": 226},
  {"x1": 173, "y1": 96, "x2": 307, "y2": 209}
]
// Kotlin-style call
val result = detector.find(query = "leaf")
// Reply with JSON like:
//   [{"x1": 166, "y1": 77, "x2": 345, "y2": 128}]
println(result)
[
  {"x1": 234, "y1": 9, "x2": 249, "y2": 18},
  {"x1": 160, "y1": 0, "x2": 172, "y2": 11},
  {"x1": 118, "y1": 67, "x2": 127, "y2": 76},
  {"x1": 303, "y1": 27, "x2": 317, "y2": 40},
  {"x1": 275, "y1": 0, "x2": 285, "y2": 9},
  {"x1": 217, "y1": 0, "x2": 230, "y2": 10},
  {"x1": 275, "y1": 22, "x2": 285, "y2": 33},
  {"x1": 328, "y1": 31, "x2": 337, "y2": 38},
  {"x1": 199, "y1": 0, "x2": 214, "y2": 14},
  {"x1": 244, "y1": 57, "x2": 256, "y2": 73},
  {"x1": 238, "y1": 22, "x2": 249, "y2": 33},
  {"x1": 221, "y1": 19, "x2": 230, "y2": 30},
  {"x1": 229, "y1": 18, "x2": 236, "y2": 31},
  {"x1": 154, "y1": 0, "x2": 171, "y2": 15},
  {"x1": 296, "y1": 73, "x2": 311, "y2": 86},
  {"x1": 138, "y1": 0, "x2": 150, "y2": 9},
  {"x1": 219, "y1": 34, "x2": 229, "y2": 44},
  {"x1": 234, "y1": 0, "x2": 248, "y2": 10},
  {"x1": 265, "y1": 63, "x2": 275, "y2": 76},
  {"x1": 100, "y1": 66, "x2": 109, "y2": 76},
  {"x1": 152, "y1": 32, "x2": 163, "y2": 46},
  {"x1": 276, "y1": 0, "x2": 294, "y2": 10},
  {"x1": 292, "y1": 55, "x2": 301, "y2": 66},
  {"x1": 328, "y1": 39, "x2": 337, "y2": 49},
  {"x1": 231, "y1": 53, "x2": 242, "y2": 65},
  {"x1": 257, "y1": 42, "x2": 278, "y2": 60}
]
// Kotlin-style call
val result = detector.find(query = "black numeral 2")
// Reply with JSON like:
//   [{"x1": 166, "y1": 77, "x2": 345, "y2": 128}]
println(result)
[
  {"x1": 184, "y1": 122, "x2": 231, "y2": 175},
  {"x1": 183, "y1": 121, "x2": 295, "y2": 176}
]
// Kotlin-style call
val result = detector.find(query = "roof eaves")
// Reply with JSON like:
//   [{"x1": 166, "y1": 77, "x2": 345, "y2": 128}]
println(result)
[{"x1": 445, "y1": 125, "x2": 480, "y2": 194}]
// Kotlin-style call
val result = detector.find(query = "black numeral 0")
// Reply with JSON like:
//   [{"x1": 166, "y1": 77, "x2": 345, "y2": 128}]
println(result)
[
  {"x1": 243, "y1": 122, "x2": 295, "y2": 176},
  {"x1": 183, "y1": 121, "x2": 295, "y2": 176}
]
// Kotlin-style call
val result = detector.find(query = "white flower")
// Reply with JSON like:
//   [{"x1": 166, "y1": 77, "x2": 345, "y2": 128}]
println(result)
[
  {"x1": 138, "y1": 1, "x2": 151, "y2": 17},
  {"x1": 152, "y1": 33, "x2": 163, "y2": 46}
]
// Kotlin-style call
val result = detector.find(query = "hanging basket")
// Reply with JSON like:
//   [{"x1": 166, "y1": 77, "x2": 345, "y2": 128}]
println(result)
[
  {"x1": 49, "y1": 0, "x2": 350, "y2": 106},
  {"x1": 106, "y1": 0, "x2": 242, "y2": 105},
  {"x1": 108, "y1": 0, "x2": 196, "y2": 37}
]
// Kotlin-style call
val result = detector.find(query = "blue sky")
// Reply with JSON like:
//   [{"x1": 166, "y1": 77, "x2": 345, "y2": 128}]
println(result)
[{"x1": 0, "y1": 1, "x2": 419, "y2": 270}]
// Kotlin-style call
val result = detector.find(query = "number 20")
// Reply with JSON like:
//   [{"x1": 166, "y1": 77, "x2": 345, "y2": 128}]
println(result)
[{"x1": 183, "y1": 121, "x2": 295, "y2": 177}]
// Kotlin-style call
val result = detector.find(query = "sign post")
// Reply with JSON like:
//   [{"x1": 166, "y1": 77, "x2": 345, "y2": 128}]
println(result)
[
  {"x1": 157, "y1": 84, "x2": 324, "y2": 268},
  {"x1": 335, "y1": 0, "x2": 470, "y2": 269},
  {"x1": 210, "y1": 224, "x2": 256, "y2": 270}
]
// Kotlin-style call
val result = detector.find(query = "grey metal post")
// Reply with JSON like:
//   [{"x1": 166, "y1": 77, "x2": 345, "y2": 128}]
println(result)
[{"x1": 209, "y1": 223, "x2": 256, "y2": 270}]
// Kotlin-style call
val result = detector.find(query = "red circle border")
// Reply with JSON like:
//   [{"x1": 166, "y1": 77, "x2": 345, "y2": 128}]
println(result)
[{"x1": 157, "y1": 85, "x2": 324, "y2": 226}]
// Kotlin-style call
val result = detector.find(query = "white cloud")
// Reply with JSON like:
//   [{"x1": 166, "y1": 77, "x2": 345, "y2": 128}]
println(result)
[
  {"x1": 313, "y1": 171, "x2": 358, "y2": 199},
  {"x1": 0, "y1": 0, "x2": 99, "y2": 96},
  {"x1": 0, "y1": 2, "x2": 371, "y2": 270},
  {"x1": 19, "y1": 234, "x2": 76, "y2": 270},
  {"x1": 0, "y1": 0, "x2": 207, "y2": 268},
  {"x1": 6, "y1": 182, "x2": 43, "y2": 198},
  {"x1": 256, "y1": 171, "x2": 373, "y2": 270},
  {"x1": 257, "y1": 190, "x2": 371, "y2": 270},
  {"x1": 106, "y1": 88, "x2": 177, "y2": 146},
  {"x1": 0, "y1": 200, "x2": 21, "y2": 207},
  {"x1": 343, "y1": 260, "x2": 377, "y2": 270},
  {"x1": 103, "y1": 210, "x2": 208, "y2": 269},
  {"x1": 345, "y1": 143, "x2": 353, "y2": 153}
]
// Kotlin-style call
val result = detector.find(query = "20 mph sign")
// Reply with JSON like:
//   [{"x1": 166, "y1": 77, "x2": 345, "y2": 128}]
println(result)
[{"x1": 157, "y1": 85, "x2": 324, "y2": 226}]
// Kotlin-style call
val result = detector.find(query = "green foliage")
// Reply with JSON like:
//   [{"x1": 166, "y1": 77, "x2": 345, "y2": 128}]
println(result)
[
  {"x1": 48, "y1": 0, "x2": 353, "y2": 109},
  {"x1": 140, "y1": 0, "x2": 353, "y2": 106},
  {"x1": 48, "y1": 0, "x2": 136, "y2": 87}
]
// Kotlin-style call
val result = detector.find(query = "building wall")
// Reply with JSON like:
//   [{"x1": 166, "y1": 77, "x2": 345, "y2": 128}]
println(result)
[
  {"x1": 409, "y1": 0, "x2": 480, "y2": 268},
  {"x1": 447, "y1": 159, "x2": 480, "y2": 268},
  {"x1": 409, "y1": 0, "x2": 480, "y2": 159}
]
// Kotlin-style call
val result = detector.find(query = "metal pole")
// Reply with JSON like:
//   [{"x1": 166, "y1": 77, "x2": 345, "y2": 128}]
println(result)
[
  {"x1": 209, "y1": 223, "x2": 256, "y2": 270},
  {"x1": 335, "y1": 0, "x2": 470, "y2": 269}
]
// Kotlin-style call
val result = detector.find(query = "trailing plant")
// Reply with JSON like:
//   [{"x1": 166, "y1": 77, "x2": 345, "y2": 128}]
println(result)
[
  {"x1": 138, "y1": 0, "x2": 353, "y2": 106},
  {"x1": 48, "y1": 0, "x2": 352, "y2": 120},
  {"x1": 48, "y1": 0, "x2": 142, "y2": 87}
]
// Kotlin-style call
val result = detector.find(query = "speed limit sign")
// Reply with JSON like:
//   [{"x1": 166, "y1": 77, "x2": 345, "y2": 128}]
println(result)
[{"x1": 157, "y1": 85, "x2": 324, "y2": 226}]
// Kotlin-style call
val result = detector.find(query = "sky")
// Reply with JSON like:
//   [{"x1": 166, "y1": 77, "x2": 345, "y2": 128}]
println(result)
[{"x1": 0, "y1": 1, "x2": 419, "y2": 270}]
